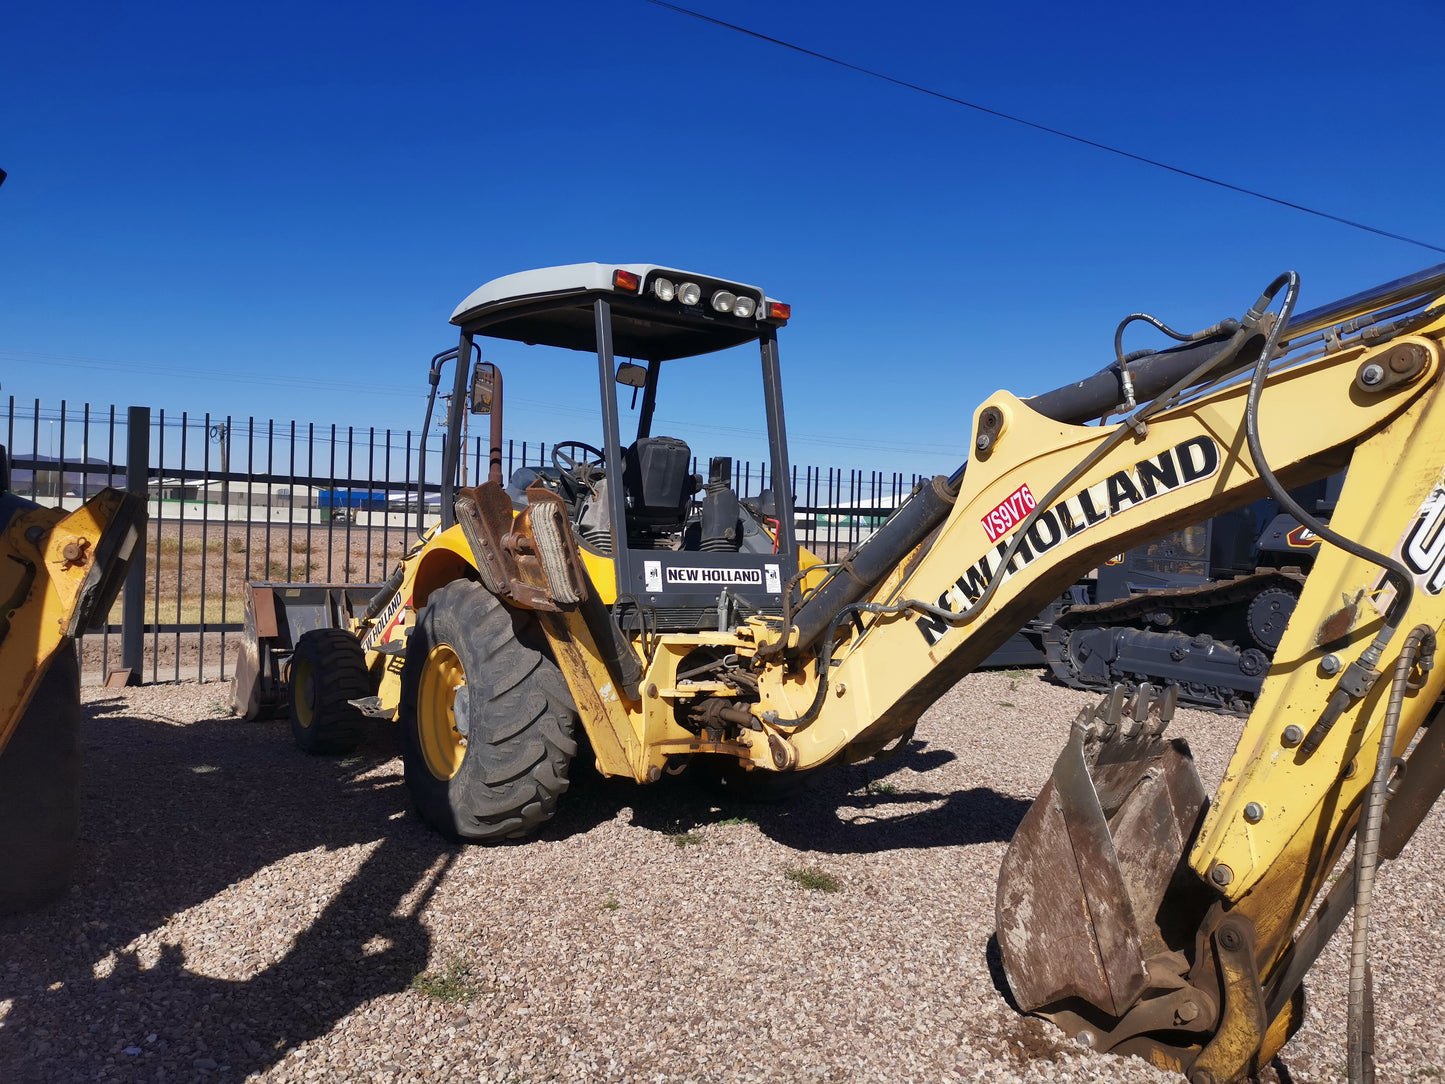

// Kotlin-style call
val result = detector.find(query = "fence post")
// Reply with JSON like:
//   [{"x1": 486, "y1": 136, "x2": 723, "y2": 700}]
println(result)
[{"x1": 121, "y1": 406, "x2": 150, "y2": 684}]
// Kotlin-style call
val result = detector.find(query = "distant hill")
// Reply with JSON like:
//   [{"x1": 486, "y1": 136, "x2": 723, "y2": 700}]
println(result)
[{"x1": 7, "y1": 453, "x2": 122, "y2": 496}]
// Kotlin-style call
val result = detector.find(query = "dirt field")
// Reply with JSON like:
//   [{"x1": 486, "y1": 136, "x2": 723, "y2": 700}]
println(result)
[
  {"x1": 77, "y1": 520, "x2": 411, "y2": 684},
  {"x1": 1, "y1": 671, "x2": 1443, "y2": 1082}
]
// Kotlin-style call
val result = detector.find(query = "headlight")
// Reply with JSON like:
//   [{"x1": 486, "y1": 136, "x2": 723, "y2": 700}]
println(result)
[
  {"x1": 710, "y1": 290, "x2": 736, "y2": 314},
  {"x1": 652, "y1": 277, "x2": 676, "y2": 302},
  {"x1": 677, "y1": 281, "x2": 701, "y2": 306},
  {"x1": 732, "y1": 295, "x2": 756, "y2": 318}
]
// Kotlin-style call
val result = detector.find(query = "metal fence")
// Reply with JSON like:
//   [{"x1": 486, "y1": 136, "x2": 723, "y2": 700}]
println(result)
[{"x1": 8, "y1": 398, "x2": 929, "y2": 684}]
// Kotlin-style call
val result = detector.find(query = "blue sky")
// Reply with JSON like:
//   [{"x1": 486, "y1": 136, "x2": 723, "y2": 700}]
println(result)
[{"x1": 4, "y1": 0, "x2": 1443, "y2": 478}]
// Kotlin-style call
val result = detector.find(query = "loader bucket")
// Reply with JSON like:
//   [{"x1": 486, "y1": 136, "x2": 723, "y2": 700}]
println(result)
[
  {"x1": 229, "y1": 581, "x2": 384, "y2": 719},
  {"x1": 996, "y1": 686, "x2": 1212, "y2": 1047}
]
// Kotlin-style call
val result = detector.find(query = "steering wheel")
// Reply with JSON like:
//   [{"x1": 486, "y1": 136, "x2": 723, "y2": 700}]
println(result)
[{"x1": 551, "y1": 441, "x2": 606, "y2": 481}]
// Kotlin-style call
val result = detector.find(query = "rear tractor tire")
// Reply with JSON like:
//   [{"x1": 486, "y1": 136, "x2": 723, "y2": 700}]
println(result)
[
  {"x1": 288, "y1": 628, "x2": 372, "y2": 754},
  {"x1": 0, "y1": 650, "x2": 81, "y2": 914},
  {"x1": 400, "y1": 579, "x2": 578, "y2": 842}
]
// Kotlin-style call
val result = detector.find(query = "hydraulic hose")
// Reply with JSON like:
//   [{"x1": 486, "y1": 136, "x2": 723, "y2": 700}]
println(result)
[
  {"x1": 1238, "y1": 272, "x2": 1416, "y2": 757},
  {"x1": 1113, "y1": 312, "x2": 1240, "y2": 368},
  {"x1": 1347, "y1": 624, "x2": 1435, "y2": 1084}
]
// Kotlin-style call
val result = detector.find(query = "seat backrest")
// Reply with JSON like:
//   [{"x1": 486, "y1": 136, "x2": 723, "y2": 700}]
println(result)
[{"x1": 622, "y1": 436, "x2": 693, "y2": 530}]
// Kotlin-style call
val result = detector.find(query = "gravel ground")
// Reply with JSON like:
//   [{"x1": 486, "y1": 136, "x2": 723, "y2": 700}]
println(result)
[{"x1": 2, "y1": 670, "x2": 1443, "y2": 1083}]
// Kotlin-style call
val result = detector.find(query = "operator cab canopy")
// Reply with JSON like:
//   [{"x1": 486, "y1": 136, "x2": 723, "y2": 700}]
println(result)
[
  {"x1": 446, "y1": 261, "x2": 799, "y2": 630},
  {"x1": 449, "y1": 262, "x2": 788, "y2": 357}
]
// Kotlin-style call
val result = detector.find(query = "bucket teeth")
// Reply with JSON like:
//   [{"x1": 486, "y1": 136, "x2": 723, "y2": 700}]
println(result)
[
  {"x1": 1099, "y1": 685, "x2": 1127, "y2": 739},
  {"x1": 1131, "y1": 682, "x2": 1152, "y2": 716},
  {"x1": 1157, "y1": 684, "x2": 1179, "y2": 729}
]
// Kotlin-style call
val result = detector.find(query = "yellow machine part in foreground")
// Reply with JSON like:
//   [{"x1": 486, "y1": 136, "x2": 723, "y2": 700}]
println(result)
[{"x1": 0, "y1": 488, "x2": 142, "y2": 756}]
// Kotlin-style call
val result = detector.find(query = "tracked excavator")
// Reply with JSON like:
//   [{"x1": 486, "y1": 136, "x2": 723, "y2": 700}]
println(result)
[
  {"x1": 1041, "y1": 476, "x2": 1335, "y2": 712},
  {"x1": 236, "y1": 258, "x2": 1445, "y2": 1080}
]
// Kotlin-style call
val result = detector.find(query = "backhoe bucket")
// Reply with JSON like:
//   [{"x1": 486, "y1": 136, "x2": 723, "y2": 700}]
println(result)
[{"x1": 997, "y1": 686, "x2": 1211, "y2": 1044}]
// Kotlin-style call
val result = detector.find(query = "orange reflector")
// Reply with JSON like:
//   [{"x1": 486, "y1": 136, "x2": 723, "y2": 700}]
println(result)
[
  {"x1": 612, "y1": 269, "x2": 641, "y2": 292},
  {"x1": 768, "y1": 301, "x2": 791, "y2": 321}
]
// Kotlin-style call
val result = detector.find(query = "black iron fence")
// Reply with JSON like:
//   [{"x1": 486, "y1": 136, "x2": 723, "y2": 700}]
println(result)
[{"x1": 8, "y1": 398, "x2": 930, "y2": 684}]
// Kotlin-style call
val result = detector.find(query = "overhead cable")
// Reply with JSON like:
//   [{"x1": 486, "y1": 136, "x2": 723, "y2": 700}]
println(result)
[{"x1": 645, "y1": 0, "x2": 1445, "y2": 256}]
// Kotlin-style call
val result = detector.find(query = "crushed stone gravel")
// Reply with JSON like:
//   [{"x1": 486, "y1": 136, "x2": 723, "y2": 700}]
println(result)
[{"x1": 1, "y1": 670, "x2": 1442, "y2": 1082}]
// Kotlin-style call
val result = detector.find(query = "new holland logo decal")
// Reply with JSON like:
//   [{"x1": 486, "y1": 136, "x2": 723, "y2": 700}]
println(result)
[
  {"x1": 361, "y1": 590, "x2": 408, "y2": 652},
  {"x1": 917, "y1": 436, "x2": 1221, "y2": 646},
  {"x1": 1400, "y1": 484, "x2": 1445, "y2": 595}
]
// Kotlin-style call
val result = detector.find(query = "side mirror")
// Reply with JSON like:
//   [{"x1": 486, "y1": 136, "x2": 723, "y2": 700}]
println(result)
[
  {"x1": 470, "y1": 362, "x2": 497, "y2": 414},
  {"x1": 615, "y1": 362, "x2": 647, "y2": 388}
]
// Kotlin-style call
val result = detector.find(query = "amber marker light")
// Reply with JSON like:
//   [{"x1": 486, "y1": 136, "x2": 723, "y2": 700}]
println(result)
[
  {"x1": 612, "y1": 269, "x2": 641, "y2": 292},
  {"x1": 768, "y1": 301, "x2": 791, "y2": 321}
]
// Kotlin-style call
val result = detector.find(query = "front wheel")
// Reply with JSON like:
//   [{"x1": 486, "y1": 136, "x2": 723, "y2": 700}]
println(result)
[
  {"x1": 288, "y1": 628, "x2": 371, "y2": 754},
  {"x1": 400, "y1": 579, "x2": 578, "y2": 841}
]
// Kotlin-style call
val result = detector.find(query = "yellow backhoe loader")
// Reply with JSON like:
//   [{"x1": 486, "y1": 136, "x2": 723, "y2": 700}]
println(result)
[
  {"x1": 236, "y1": 259, "x2": 1445, "y2": 1080},
  {"x1": 0, "y1": 449, "x2": 144, "y2": 912}
]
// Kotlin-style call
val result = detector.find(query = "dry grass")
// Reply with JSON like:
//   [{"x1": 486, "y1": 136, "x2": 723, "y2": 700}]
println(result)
[{"x1": 115, "y1": 521, "x2": 410, "y2": 628}]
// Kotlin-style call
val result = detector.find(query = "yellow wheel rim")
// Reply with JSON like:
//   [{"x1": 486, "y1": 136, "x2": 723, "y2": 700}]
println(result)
[
  {"x1": 293, "y1": 657, "x2": 315, "y2": 729},
  {"x1": 417, "y1": 643, "x2": 467, "y2": 781}
]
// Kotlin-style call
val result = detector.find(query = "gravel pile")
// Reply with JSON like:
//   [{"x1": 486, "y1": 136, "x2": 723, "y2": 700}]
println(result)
[{"x1": 1, "y1": 671, "x2": 1442, "y2": 1082}]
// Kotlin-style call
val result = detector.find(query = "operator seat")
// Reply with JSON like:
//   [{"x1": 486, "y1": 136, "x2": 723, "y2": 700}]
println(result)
[{"x1": 622, "y1": 436, "x2": 695, "y2": 535}]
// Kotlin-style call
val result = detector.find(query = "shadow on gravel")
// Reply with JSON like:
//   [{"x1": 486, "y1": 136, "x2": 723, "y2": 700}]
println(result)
[
  {"x1": 0, "y1": 698, "x2": 453, "y2": 1083},
  {"x1": 552, "y1": 737, "x2": 1033, "y2": 856},
  {"x1": 985, "y1": 932, "x2": 1021, "y2": 1010},
  {"x1": 0, "y1": 707, "x2": 1032, "y2": 1083}
]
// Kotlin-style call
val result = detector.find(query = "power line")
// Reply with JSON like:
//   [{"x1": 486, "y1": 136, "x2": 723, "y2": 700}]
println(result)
[{"x1": 644, "y1": 0, "x2": 1445, "y2": 257}]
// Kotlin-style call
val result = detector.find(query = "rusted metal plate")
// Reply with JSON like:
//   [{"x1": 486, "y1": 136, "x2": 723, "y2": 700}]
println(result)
[
  {"x1": 997, "y1": 693, "x2": 1208, "y2": 1027},
  {"x1": 997, "y1": 715, "x2": 1148, "y2": 1017},
  {"x1": 250, "y1": 585, "x2": 278, "y2": 640}
]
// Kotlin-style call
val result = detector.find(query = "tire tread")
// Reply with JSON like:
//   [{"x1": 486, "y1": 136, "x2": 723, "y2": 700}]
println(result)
[
  {"x1": 289, "y1": 627, "x2": 372, "y2": 754},
  {"x1": 400, "y1": 580, "x2": 577, "y2": 842}
]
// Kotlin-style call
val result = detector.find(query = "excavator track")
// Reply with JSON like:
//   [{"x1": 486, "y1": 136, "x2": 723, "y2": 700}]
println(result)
[{"x1": 1044, "y1": 571, "x2": 1304, "y2": 714}]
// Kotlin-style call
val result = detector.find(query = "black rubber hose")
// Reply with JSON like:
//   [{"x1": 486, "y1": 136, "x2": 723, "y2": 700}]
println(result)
[
  {"x1": 1237, "y1": 272, "x2": 1416, "y2": 757},
  {"x1": 1113, "y1": 312, "x2": 1240, "y2": 367}
]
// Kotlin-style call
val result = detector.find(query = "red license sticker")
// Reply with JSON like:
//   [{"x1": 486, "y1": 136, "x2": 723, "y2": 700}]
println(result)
[{"x1": 982, "y1": 484, "x2": 1037, "y2": 542}]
